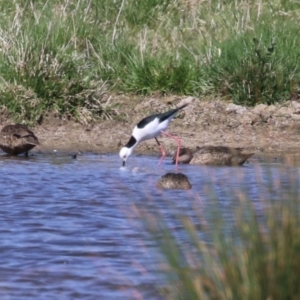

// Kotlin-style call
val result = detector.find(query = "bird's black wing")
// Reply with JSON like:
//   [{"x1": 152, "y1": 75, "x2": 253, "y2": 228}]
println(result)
[
  {"x1": 136, "y1": 114, "x2": 157, "y2": 129},
  {"x1": 137, "y1": 103, "x2": 188, "y2": 129}
]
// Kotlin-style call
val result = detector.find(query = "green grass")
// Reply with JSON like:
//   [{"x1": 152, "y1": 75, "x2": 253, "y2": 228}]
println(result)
[
  {"x1": 140, "y1": 166, "x2": 300, "y2": 299},
  {"x1": 0, "y1": 0, "x2": 299, "y2": 123}
]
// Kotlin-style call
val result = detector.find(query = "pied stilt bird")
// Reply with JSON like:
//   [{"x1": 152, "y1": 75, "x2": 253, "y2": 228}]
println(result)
[{"x1": 119, "y1": 103, "x2": 188, "y2": 167}]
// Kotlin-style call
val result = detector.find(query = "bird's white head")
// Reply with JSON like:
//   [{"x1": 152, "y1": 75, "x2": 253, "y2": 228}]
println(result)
[{"x1": 119, "y1": 147, "x2": 133, "y2": 167}]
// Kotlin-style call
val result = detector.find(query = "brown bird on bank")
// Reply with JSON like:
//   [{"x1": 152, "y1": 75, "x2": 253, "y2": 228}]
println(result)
[
  {"x1": 173, "y1": 146, "x2": 254, "y2": 166},
  {"x1": 192, "y1": 146, "x2": 254, "y2": 166},
  {"x1": 172, "y1": 147, "x2": 194, "y2": 164},
  {"x1": 0, "y1": 124, "x2": 40, "y2": 156},
  {"x1": 156, "y1": 172, "x2": 192, "y2": 190}
]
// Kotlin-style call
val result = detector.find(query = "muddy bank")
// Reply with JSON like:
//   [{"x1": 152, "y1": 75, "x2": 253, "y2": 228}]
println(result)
[{"x1": 2, "y1": 95, "x2": 300, "y2": 156}]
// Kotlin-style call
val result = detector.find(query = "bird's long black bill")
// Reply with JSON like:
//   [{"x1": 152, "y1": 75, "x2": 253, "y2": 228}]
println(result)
[{"x1": 122, "y1": 160, "x2": 126, "y2": 167}]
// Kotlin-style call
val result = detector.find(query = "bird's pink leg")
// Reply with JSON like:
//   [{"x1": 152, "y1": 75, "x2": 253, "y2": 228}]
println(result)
[
  {"x1": 161, "y1": 131, "x2": 181, "y2": 169},
  {"x1": 155, "y1": 138, "x2": 166, "y2": 167}
]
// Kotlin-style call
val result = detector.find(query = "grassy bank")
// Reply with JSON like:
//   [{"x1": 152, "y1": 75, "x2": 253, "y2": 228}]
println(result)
[
  {"x1": 140, "y1": 166, "x2": 300, "y2": 299},
  {"x1": 0, "y1": 0, "x2": 299, "y2": 123}
]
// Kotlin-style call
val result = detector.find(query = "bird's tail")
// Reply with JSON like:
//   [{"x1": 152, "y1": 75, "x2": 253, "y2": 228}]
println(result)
[{"x1": 177, "y1": 103, "x2": 189, "y2": 110}]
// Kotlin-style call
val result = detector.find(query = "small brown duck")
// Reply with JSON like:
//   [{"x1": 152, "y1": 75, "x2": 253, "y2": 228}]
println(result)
[
  {"x1": 191, "y1": 146, "x2": 254, "y2": 166},
  {"x1": 0, "y1": 124, "x2": 40, "y2": 156},
  {"x1": 172, "y1": 147, "x2": 194, "y2": 164},
  {"x1": 156, "y1": 172, "x2": 192, "y2": 190}
]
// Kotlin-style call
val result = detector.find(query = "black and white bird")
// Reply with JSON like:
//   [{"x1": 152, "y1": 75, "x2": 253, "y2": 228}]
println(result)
[{"x1": 119, "y1": 103, "x2": 188, "y2": 167}]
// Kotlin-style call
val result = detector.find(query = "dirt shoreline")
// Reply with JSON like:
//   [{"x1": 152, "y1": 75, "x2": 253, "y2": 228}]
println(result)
[{"x1": 2, "y1": 95, "x2": 300, "y2": 157}]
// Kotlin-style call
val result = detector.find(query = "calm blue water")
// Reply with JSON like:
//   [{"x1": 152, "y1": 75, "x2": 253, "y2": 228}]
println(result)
[{"x1": 0, "y1": 152, "x2": 299, "y2": 299}]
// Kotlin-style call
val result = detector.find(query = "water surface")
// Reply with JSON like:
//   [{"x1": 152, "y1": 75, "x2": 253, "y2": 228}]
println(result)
[{"x1": 0, "y1": 152, "x2": 298, "y2": 299}]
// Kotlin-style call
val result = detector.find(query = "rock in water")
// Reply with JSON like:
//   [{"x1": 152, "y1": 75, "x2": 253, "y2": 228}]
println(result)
[{"x1": 156, "y1": 172, "x2": 192, "y2": 190}]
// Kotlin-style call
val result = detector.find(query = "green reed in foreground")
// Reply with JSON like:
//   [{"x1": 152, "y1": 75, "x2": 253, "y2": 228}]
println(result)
[
  {"x1": 141, "y1": 167, "x2": 300, "y2": 300},
  {"x1": 0, "y1": 0, "x2": 299, "y2": 123}
]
